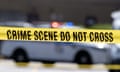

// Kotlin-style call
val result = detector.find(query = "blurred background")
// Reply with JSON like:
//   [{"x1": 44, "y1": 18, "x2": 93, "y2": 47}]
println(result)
[
  {"x1": 0, "y1": 0, "x2": 120, "y2": 72},
  {"x1": 0, "y1": 0, "x2": 119, "y2": 28}
]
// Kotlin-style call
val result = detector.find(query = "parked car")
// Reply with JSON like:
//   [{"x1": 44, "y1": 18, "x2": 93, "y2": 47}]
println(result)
[
  {"x1": 0, "y1": 21, "x2": 109, "y2": 63},
  {"x1": 110, "y1": 10, "x2": 120, "y2": 72}
]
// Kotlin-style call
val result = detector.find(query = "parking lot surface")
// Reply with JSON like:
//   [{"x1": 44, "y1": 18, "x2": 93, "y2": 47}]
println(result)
[{"x1": 0, "y1": 59, "x2": 108, "y2": 72}]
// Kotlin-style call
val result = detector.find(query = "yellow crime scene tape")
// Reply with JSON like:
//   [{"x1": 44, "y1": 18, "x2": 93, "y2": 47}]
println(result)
[
  {"x1": 1, "y1": 26, "x2": 120, "y2": 70},
  {"x1": 0, "y1": 26, "x2": 119, "y2": 43}
]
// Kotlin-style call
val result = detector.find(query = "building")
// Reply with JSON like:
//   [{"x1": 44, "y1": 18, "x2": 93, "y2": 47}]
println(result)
[{"x1": 0, "y1": 0, "x2": 119, "y2": 24}]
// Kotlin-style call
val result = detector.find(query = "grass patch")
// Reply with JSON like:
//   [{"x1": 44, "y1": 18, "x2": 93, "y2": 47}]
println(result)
[
  {"x1": 88, "y1": 24, "x2": 112, "y2": 29},
  {"x1": 77, "y1": 24, "x2": 112, "y2": 30}
]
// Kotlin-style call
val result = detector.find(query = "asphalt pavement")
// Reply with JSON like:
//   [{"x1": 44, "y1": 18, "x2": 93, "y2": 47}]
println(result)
[{"x1": 0, "y1": 59, "x2": 108, "y2": 72}]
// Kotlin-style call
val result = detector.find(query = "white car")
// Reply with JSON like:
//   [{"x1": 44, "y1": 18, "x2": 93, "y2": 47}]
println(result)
[
  {"x1": 110, "y1": 10, "x2": 120, "y2": 72},
  {"x1": 0, "y1": 21, "x2": 112, "y2": 65}
]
